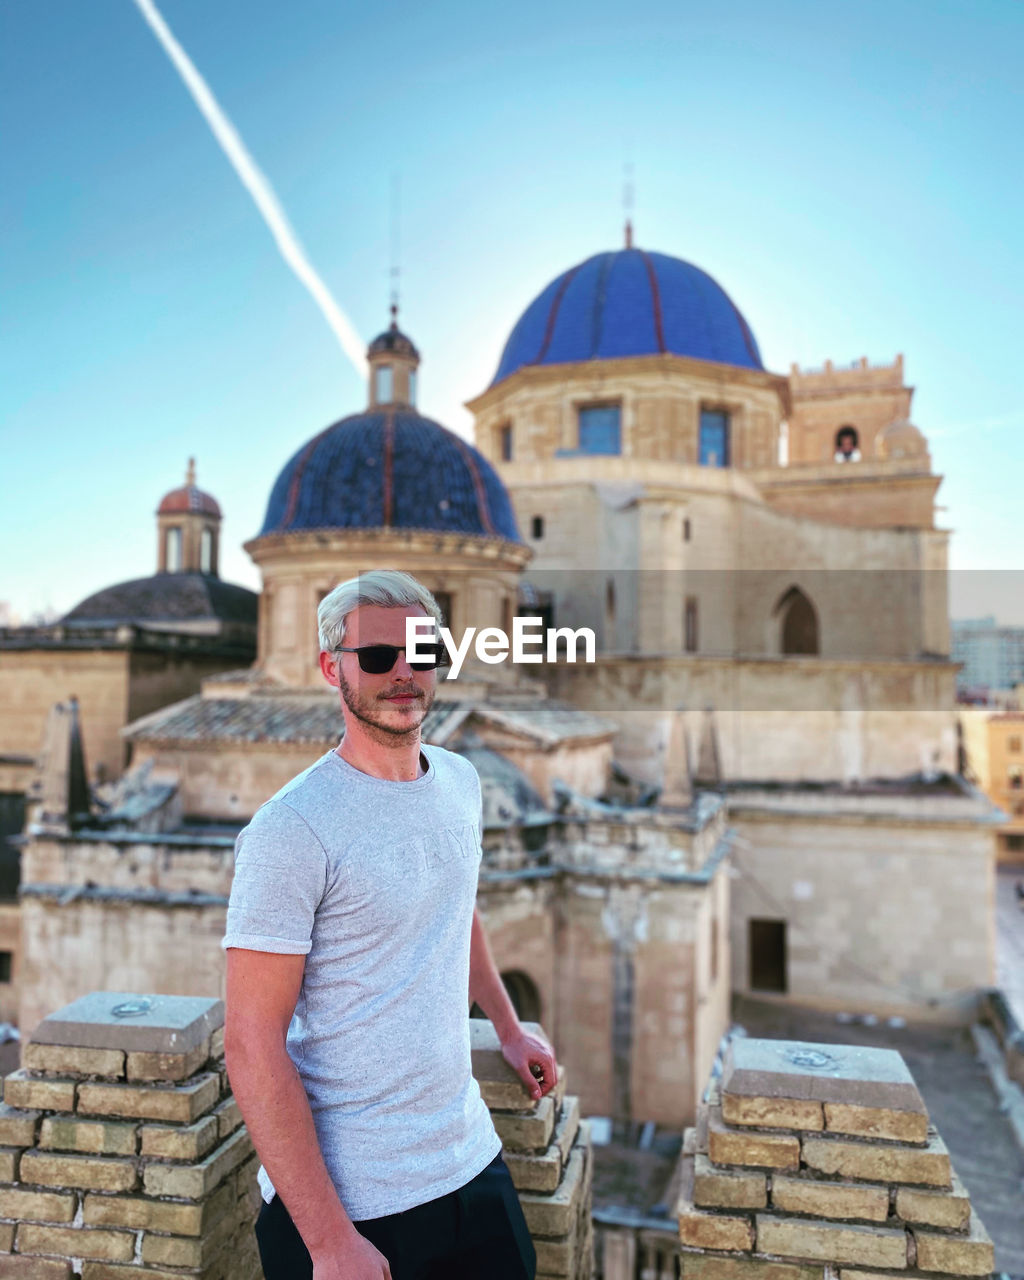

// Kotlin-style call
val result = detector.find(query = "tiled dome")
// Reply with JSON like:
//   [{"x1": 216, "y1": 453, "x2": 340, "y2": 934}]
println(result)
[
  {"x1": 493, "y1": 247, "x2": 763, "y2": 385},
  {"x1": 259, "y1": 409, "x2": 523, "y2": 542}
]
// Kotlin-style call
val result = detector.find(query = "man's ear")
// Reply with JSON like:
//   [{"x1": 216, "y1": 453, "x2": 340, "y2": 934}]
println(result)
[{"x1": 319, "y1": 649, "x2": 340, "y2": 688}]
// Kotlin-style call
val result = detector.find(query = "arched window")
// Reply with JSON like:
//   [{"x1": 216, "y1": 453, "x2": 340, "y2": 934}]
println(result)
[
  {"x1": 470, "y1": 970, "x2": 541, "y2": 1023},
  {"x1": 834, "y1": 425, "x2": 860, "y2": 462},
  {"x1": 200, "y1": 528, "x2": 213, "y2": 574},
  {"x1": 774, "y1": 586, "x2": 819, "y2": 655},
  {"x1": 165, "y1": 526, "x2": 182, "y2": 573}
]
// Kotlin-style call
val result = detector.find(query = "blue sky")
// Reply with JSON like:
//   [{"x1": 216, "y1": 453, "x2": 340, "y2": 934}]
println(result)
[{"x1": 1, "y1": 0, "x2": 1021, "y2": 622}]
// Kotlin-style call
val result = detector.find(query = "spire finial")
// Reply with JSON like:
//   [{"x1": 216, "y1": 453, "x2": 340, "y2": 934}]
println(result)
[
  {"x1": 389, "y1": 172, "x2": 401, "y2": 330},
  {"x1": 186, "y1": 457, "x2": 196, "y2": 486},
  {"x1": 623, "y1": 152, "x2": 635, "y2": 249}
]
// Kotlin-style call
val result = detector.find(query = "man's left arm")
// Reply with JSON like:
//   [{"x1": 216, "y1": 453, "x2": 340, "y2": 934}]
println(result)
[{"x1": 469, "y1": 906, "x2": 558, "y2": 1102}]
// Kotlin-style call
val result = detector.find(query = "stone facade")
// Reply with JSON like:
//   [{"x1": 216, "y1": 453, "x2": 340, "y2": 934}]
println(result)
[
  {"x1": 959, "y1": 707, "x2": 1024, "y2": 862},
  {"x1": 675, "y1": 1036, "x2": 995, "y2": 1280},
  {"x1": 0, "y1": 996, "x2": 595, "y2": 1280}
]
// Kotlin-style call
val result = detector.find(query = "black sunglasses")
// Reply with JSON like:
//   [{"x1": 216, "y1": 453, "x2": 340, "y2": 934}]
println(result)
[{"x1": 333, "y1": 643, "x2": 449, "y2": 674}]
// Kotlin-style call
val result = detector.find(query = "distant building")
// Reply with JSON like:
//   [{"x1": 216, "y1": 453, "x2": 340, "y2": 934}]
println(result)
[
  {"x1": 952, "y1": 616, "x2": 1024, "y2": 695},
  {"x1": 959, "y1": 705, "x2": 1024, "y2": 861}
]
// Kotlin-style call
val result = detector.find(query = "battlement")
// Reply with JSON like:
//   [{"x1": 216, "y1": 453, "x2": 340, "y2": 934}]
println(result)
[{"x1": 789, "y1": 355, "x2": 906, "y2": 396}]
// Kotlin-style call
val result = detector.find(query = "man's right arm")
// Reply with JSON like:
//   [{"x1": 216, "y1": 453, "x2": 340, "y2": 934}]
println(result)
[{"x1": 224, "y1": 947, "x2": 392, "y2": 1280}]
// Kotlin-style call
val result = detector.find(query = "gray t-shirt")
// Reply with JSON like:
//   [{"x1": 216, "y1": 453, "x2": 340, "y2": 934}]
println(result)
[{"x1": 222, "y1": 743, "x2": 501, "y2": 1220}]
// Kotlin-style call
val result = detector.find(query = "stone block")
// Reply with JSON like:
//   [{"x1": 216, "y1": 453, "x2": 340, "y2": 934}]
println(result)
[
  {"x1": 894, "y1": 1172, "x2": 971, "y2": 1230},
  {"x1": 212, "y1": 1095, "x2": 243, "y2": 1141},
  {"x1": 0, "y1": 1259, "x2": 73, "y2": 1279},
  {"x1": 3, "y1": 1073, "x2": 76, "y2": 1113},
  {"x1": 82, "y1": 1179, "x2": 235, "y2": 1236},
  {"x1": 210, "y1": 1026, "x2": 225, "y2": 1060},
  {"x1": 723, "y1": 1040, "x2": 927, "y2": 1116},
  {"x1": 504, "y1": 1096, "x2": 579, "y2": 1193},
  {"x1": 141, "y1": 1210, "x2": 235, "y2": 1269},
  {"x1": 471, "y1": 1018, "x2": 559, "y2": 1109},
  {"x1": 30, "y1": 993, "x2": 223, "y2": 1055},
  {"x1": 802, "y1": 1130, "x2": 951, "y2": 1188},
  {"x1": 142, "y1": 1125, "x2": 252, "y2": 1200},
  {"x1": 0, "y1": 1104, "x2": 40, "y2": 1147},
  {"x1": 19, "y1": 1150, "x2": 137, "y2": 1193},
  {"x1": 77, "y1": 1071, "x2": 219, "y2": 1123},
  {"x1": 22, "y1": 1045, "x2": 125, "y2": 1079},
  {"x1": 0, "y1": 1149, "x2": 20, "y2": 1181},
  {"x1": 39, "y1": 1117, "x2": 137, "y2": 1156},
  {"x1": 0, "y1": 1224, "x2": 12, "y2": 1251},
  {"x1": 15, "y1": 1225, "x2": 134, "y2": 1263},
  {"x1": 492, "y1": 1094, "x2": 556, "y2": 1152},
  {"x1": 127, "y1": 1040, "x2": 211, "y2": 1083},
  {"x1": 722, "y1": 1093, "x2": 824, "y2": 1132},
  {"x1": 0, "y1": 1187, "x2": 76, "y2": 1223},
  {"x1": 139, "y1": 1113, "x2": 219, "y2": 1161},
  {"x1": 707, "y1": 1108, "x2": 800, "y2": 1170},
  {"x1": 912, "y1": 1213, "x2": 994, "y2": 1276},
  {"x1": 678, "y1": 1197, "x2": 755, "y2": 1251},
  {"x1": 81, "y1": 1267, "x2": 198, "y2": 1280},
  {"x1": 756, "y1": 1215, "x2": 908, "y2": 1269},
  {"x1": 771, "y1": 1174, "x2": 889, "y2": 1222},
  {"x1": 519, "y1": 1146, "x2": 585, "y2": 1237},
  {"x1": 693, "y1": 1153, "x2": 767, "y2": 1210},
  {"x1": 824, "y1": 1102, "x2": 929, "y2": 1144},
  {"x1": 679, "y1": 1255, "x2": 825, "y2": 1280}
]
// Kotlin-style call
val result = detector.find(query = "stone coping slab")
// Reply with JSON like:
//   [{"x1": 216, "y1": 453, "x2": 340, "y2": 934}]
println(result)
[
  {"x1": 30, "y1": 994, "x2": 224, "y2": 1054},
  {"x1": 723, "y1": 1039, "x2": 926, "y2": 1114}
]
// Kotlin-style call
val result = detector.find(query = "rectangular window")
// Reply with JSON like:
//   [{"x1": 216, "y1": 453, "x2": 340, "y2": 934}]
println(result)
[
  {"x1": 0, "y1": 952, "x2": 10, "y2": 983},
  {"x1": 433, "y1": 592, "x2": 453, "y2": 628},
  {"x1": 408, "y1": 369, "x2": 417, "y2": 406},
  {"x1": 684, "y1": 597, "x2": 699, "y2": 653},
  {"x1": 375, "y1": 365, "x2": 393, "y2": 403},
  {"x1": 531, "y1": 516, "x2": 544, "y2": 539},
  {"x1": 1009, "y1": 765, "x2": 1023, "y2": 791},
  {"x1": 1009, "y1": 735, "x2": 1022, "y2": 754},
  {"x1": 578, "y1": 405, "x2": 621, "y2": 455},
  {"x1": 165, "y1": 527, "x2": 182, "y2": 573},
  {"x1": 699, "y1": 408, "x2": 730, "y2": 467},
  {"x1": 500, "y1": 424, "x2": 513, "y2": 461},
  {"x1": 749, "y1": 919, "x2": 787, "y2": 993}
]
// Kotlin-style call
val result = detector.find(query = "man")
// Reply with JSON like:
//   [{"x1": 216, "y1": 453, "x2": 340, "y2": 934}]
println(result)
[
  {"x1": 223, "y1": 569, "x2": 557, "y2": 1280},
  {"x1": 834, "y1": 425, "x2": 862, "y2": 463}
]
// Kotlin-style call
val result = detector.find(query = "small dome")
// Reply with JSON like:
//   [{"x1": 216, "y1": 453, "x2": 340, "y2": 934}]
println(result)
[
  {"x1": 875, "y1": 419, "x2": 928, "y2": 462},
  {"x1": 158, "y1": 459, "x2": 221, "y2": 518},
  {"x1": 63, "y1": 573, "x2": 257, "y2": 627},
  {"x1": 368, "y1": 323, "x2": 419, "y2": 362},
  {"x1": 259, "y1": 409, "x2": 523, "y2": 543},
  {"x1": 493, "y1": 247, "x2": 763, "y2": 385}
]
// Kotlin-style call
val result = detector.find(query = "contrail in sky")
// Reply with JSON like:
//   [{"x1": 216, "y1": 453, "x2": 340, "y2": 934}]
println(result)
[{"x1": 130, "y1": 0, "x2": 368, "y2": 378}]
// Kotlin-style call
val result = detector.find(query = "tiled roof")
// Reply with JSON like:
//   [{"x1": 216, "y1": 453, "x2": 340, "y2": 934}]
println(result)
[
  {"x1": 157, "y1": 485, "x2": 222, "y2": 518},
  {"x1": 63, "y1": 574, "x2": 257, "y2": 627}
]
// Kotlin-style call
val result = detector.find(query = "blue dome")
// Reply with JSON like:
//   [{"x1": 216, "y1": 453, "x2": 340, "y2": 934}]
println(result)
[
  {"x1": 492, "y1": 248, "x2": 763, "y2": 385},
  {"x1": 260, "y1": 409, "x2": 523, "y2": 542}
]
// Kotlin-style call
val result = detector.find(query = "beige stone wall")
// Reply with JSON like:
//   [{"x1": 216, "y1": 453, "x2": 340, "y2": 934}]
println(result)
[
  {"x1": 247, "y1": 527, "x2": 531, "y2": 688},
  {"x1": 468, "y1": 354, "x2": 787, "y2": 472},
  {"x1": 18, "y1": 896, "x2": 227, "y2": 1039},
  {"x1": 960, "y1": 707, "x2": 1024, "y2": 860},
  {"x1": 546, "y1": 660, "x2": 958, "y2": 785},
  {"x1": 728, "y1": 807, "x2": 996, "y2": 1015},
  {"x1": 126, "y1": 653, "x2": 249, "y2": 727},
  {"x1": 0, "y1": 648, "x2": 129, "y2": 784},
  {"x1": 787, "y1": 355, "x2": 913, "y2": 465},
  {"x1": 752, "y1": 462, "x2": 939, "y2": 530}
]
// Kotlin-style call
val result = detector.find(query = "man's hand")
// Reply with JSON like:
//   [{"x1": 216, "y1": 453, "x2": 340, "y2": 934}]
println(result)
[
  {"x1": 313, "y1": 1230, "x2": 391, "y2": 1280},
  {"x1": 500, "y1": 1027, "x2": 558, "y2": 1102}
]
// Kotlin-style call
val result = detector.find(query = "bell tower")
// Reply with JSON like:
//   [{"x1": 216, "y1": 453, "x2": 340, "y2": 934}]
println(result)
[{"x1": 156, "y1": 459, "x2": 223, "y2": 575}]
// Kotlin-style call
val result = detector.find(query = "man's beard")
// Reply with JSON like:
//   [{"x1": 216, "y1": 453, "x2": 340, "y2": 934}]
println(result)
[{"x1": 337, "y1": 669, "x2": 434, "y2": 744}]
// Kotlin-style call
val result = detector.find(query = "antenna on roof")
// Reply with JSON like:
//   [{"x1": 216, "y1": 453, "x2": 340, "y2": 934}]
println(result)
[{"x1": 389, "y1": 172, "x2": 401, "y2": 329}]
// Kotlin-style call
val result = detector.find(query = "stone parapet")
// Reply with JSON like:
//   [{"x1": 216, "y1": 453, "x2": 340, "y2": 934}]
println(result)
[
  {"x1": 0, "y1": 993, "x2": 259, "y2": 1280},
  {"x1": 678, "y1": 1038, "x2": 994, "y2": 1280},
  {"x1": 471, "y1": 1019, "x2": 594, "y2": 1280}
]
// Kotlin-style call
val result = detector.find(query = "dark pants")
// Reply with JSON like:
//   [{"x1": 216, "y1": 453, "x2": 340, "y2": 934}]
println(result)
[{"x1": 255, "y1": 1151, "x2": 536, "y2": 1280}]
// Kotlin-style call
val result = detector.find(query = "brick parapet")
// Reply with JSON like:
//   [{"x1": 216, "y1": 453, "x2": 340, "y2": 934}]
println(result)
[
  {"x1": 0, "y1": 996, "x2": 260, "y2": 1280},
  {"x1": 0, "y1": 1003, "x2": 595, "y2": 1280},
  {"x1": 677, "y1": 1038, "x2": 995, "y2": 1280}
]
